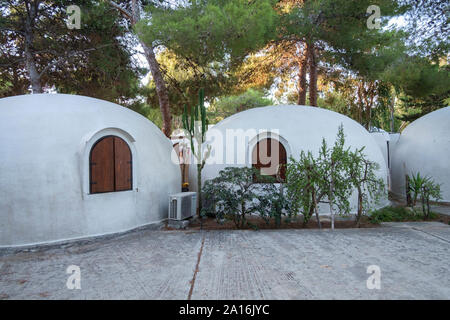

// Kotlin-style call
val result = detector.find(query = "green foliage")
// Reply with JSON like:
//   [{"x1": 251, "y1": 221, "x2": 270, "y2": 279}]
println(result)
[
  {"x1": 146, "y1": 49, "x2": 238, "y2": 118},
  {"x1": 399, "y1": 0, "x2": 449, "y2": 59},
  {"x1": 369, "y1": 206, "x2": 437, "y2": 223},
  {"x1": 286, "y1": 125, "x2": 385, "y2": 228},
  {"x1": 182, "y1": 88, "x2": 209, "y2": 154},
  {"x1": 317, "y1": 126, "x2": 354, "y2": 222},
  {"x1": 182, "y1": 88, "x2": 211, "y2": 215},
  {"x1": 383, "y1": 57, "x2": 449, "y2": 98},
  {"x1": 241, "y1": 0, "x2": 407, "y2": 101},
  {"x1": 381, "y1": 56, "x2": 450, "y2": 124},
  {"x1": 407, "y1": 172, "x2": 442, "y2": 218},
  {"x1": 286, "y1": 150, "x2": 320, "y2": 226},
  {"x1": 208, "y1": 89, "x2": 273, "y2": 123},
  {"x1": 396, "y1": 92, "x2": 450, "y2": 123},
  {"x1": 136, "y1": 0, "x2": 278, "y2": 124},
  {"x1": 0, "y1": 0, "x2": 144, "y2": 102},
  {"x1": 137, "y1": 0, "x2": 278, "y2": 68},
  {"x1": 201, "y1": 167, "x2": 276, "y2": 229},
  {"x1": 256, "y1": 184, "x2": 294, "y2": 228},
  {"x1": 142, "y1": 105, "x2": 163, "y2": 129},
  {"x1": 347, "y1": 145, "x2": 386, "y2": 226},
  {"x1": 286, "y1": 125, "x2": 356, "y2": 228}
]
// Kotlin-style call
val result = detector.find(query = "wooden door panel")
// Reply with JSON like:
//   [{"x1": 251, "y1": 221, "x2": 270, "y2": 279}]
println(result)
[
  {"x1": 252, "y1": 138, "x2": 287, "y2": 181},
  {"x1": 278, "y1": 141, "x2": 287, "y2": 181},
  {"x1": 114, "y1": 137, "x2": 132, "y2": 191},
  {"x1": 90, "y1": 137, "x2": 114, "y2": 193}
]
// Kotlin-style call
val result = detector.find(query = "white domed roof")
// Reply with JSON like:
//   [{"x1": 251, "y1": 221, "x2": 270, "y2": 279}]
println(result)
[
  {"x1": 211, "y1": 105, "x2": 386, "y2": 154},
  {"x1": 191, "y1": 105, "x2": 388, "y2": 213},
  {"x1": 391, "y1": 107, "x2": 450, "y2": 202},
  {"x1": 0, "y1": 94, "x2": 180, "y2": 247}
]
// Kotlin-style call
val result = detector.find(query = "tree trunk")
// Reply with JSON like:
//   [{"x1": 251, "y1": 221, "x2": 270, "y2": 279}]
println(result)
[
  {"x1": 405, "y1": 174, "x2": 412, "y2": 207},
  {"x1": 24, "y1": 41, "x2": 42, "y2": 93},
  {"x1": 129, "y1": 0, "x2": 172, "y2": 137},
  {"x1": 142, "y1": 43, "x2": 172, "y2": 137},
  {"x1": 312, "y1": 191, "x2": 321, "y2": 229},
  {"x1": 197, "y1": 163, "x2": 202, "y2": 216},
  {"x1": 297, "y1": 43, "x2": 308, "y2": 105},
  {"x1": 329, "y1": 174, "x2": 335, "y2": 231},
  {"x1": 24, "y1": 0, "x2": 43, "y2": 93},
  {"x1": 367, "y1": 103, "x2": 372, "y2": 131},
  {"x1": 314, "y1": 205, "x2": 321, "y2": 229},
  {"x1": 390, "y1": 93, "x2": 396, "y2": 133},
  {"x1": 308, "y1": 42, "x2": 318, "y2": 106},
  {"x1": 421, "y1": 196, "x2": 426, "y2": 218},
  {"x1": 356, "y1": 188, "x2": 363, "y2": 228}
]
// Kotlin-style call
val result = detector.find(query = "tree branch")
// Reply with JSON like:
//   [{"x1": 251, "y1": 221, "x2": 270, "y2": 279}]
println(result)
[
  {"x1": 108, "y1": 1, "x2": 133, "y2": 21},
  {"x1": 38, "y1": 43, "x2": 114, "y2": 78}
]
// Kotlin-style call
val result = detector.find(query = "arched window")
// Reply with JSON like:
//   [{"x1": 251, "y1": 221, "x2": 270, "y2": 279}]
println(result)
[
  {"x1": 89, "y1": 136, "x2": 132, "y2": 194},
  {"x1": 252, "y1": 138, "x2": 287, "y2": 182}
]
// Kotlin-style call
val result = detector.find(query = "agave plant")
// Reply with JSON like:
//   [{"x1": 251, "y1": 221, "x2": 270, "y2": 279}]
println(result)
[
  {"x1": 408, "y1": 172, "x2": 428, "y2": 207},
  {"x1": 408, "y1": 172, "x2": 442, "y2": 219}
]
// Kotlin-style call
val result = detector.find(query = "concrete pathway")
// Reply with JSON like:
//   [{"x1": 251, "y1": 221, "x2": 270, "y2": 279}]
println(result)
[{"x1": 1, "y1": 223, "x2": 449, "y2": 300}]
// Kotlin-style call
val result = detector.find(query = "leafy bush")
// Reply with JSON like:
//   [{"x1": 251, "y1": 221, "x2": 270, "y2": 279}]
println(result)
[
  {"x1": 202, "y1": 126, "x2": 387, "y2": 230},
  {"x1": 286, "y1": 125, "x2": 385, "y2": 228},
  {"x1": 369, "y1": 206, "x2": 437, "y2": 224},
  {"x1": 408, "y1": 172, "x2": 442, "y2": 219},
  {"x1": 347, "y1": 146, "x2": 385, "y2": 227},
  {"x1": 256, "y1": 183, "x2": 293, "y2": 227},
  {"x1": 286, "y1": 150, "x2": 322, "y2": 227},
  {"x1": 201, "y1": 167, "x2": 276, "y2": 229}
]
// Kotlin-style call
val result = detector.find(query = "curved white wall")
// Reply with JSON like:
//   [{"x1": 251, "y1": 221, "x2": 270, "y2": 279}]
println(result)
[
  {"x1": 0, "y1": 94, "x2": 180, "y2": 247},
  {"x1": 370, "y1": 131, "x2": 390, "y2": 170},
  {"x1": 190, "y1": 105, "x2": 388, "y2": 214},
  {"x1": 391, "y1": 107, "x2": 450, "y2": 202}
]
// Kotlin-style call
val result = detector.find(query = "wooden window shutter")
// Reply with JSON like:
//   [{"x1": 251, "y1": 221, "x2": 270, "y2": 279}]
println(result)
[
  {"x1": 90, "y1": 136, "x2": 115, "y2": 193},
  {"x1": 90, "y1": 136, "x2": 132, "y2": 194},
  {"x1": 278, "y1": 141, "x2": 287, "y2": 181},
  {"x1": 114, "y1": 137, "x2": 132, "y2": 191},
  {"x1": 252, "y1": 138, "x2": 287, "y2": 182}
]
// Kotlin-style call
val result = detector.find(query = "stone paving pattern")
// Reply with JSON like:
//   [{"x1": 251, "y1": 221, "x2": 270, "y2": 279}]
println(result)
[{"x1": 0, "y1": 222, "x2": 449, "y2": 300}]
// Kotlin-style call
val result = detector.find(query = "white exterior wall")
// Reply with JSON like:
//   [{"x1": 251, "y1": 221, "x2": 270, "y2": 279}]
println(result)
[
  {"x1": 370, "y1": 131, "x2": 394, "y2": 190},
  {"x1": 190, "y1": 105, "x2": 389, "y2": 214},
  {"x1": 391, "y1": 107, "x2": 450, "y2": 202},
  {"x1": 370, "y1": 132, "x2": 390, "y2": 170},
  {"x1": 0, "y1": 94, "x2": 181, "y2": 247}
]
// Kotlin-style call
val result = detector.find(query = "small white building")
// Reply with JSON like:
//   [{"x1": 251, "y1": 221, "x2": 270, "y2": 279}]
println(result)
[
  {"x1": 391, "y1": 107, "x2": 450, "y2": 203},
  {"x1": 0, "y1": 94, "x2": 181, "y2": 247},
  {"x1": 369, "y1": 128, "x2": 400, "y2": 190},
  {"x1": 190, "y1": 105, "x2": 389, "y2": 213}
]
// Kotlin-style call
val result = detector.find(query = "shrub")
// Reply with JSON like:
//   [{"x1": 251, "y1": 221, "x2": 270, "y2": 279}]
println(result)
[
  {"x1": 256, "y1": 183, "x2": 294, "y2": 227},
  {"x1": 286, "y1": 150, "x2": 322, "y2": 227},
  {"x1": 408, "y1": 172, "x2": 442, "y2": 219},
  {"x1": 201, "y1": 167, "x2": 276, "y2": 229},
  {"x1": 347, "y1": 147, "x2": 385, "y2": 227},
  {"x1": 369, "y1": 206, "x2": 437, "y2": 223},
  {"x1": 286, "y1": 125, "x2": 385, "y2": 229}
]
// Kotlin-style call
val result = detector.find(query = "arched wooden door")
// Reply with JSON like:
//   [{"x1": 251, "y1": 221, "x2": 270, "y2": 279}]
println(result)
[
  {"x1": 90, "y1": 136, "x2": 132, "y2": 193},
  {"x1": 252, "y1": 138, "x2": 287, "y2": 182}
]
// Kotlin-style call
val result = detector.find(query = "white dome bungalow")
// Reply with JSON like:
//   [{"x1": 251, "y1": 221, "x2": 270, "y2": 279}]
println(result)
[
  {"x1": 0, "y1": 94, "x2": 180, "y2": 247},
  {"x1": 190, "y1": 105, "x2": 389, "y2": 214},
  {"x1": 391, "y1": 107, "x2": 450, "y2": 203}
]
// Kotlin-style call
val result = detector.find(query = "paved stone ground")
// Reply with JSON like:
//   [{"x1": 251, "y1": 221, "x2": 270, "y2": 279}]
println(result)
[{"x1": 0, "y1": 222, "x2": 449, "y2": 300}]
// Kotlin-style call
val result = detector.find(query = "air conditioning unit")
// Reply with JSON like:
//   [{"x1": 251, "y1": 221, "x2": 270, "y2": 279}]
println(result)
[{"x1": 168, "y1": 192, "x2": 197, "y2": 220}]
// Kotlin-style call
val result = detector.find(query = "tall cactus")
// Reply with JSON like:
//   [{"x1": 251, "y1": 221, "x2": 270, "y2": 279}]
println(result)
[{"x1": 182, "y1": 88, "x2": 211, "y2": 215}]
